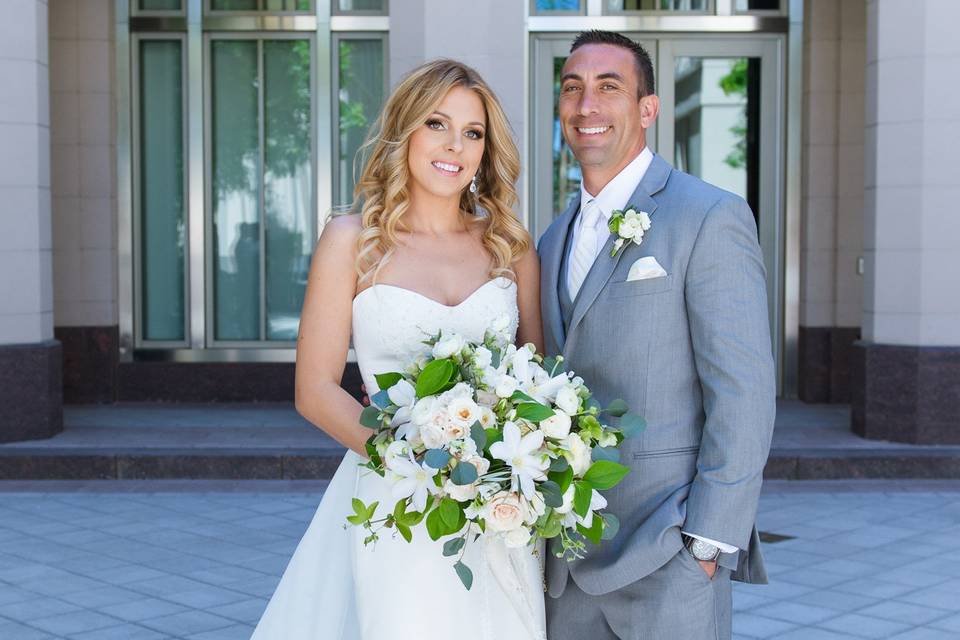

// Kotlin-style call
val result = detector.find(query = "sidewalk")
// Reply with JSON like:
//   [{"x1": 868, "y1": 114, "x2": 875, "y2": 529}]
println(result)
[
  {"x1": 0, "y1": 480, "x2": 959, "y2": 639},
  {"x1": 1, "y1": 400, "x2": 959, "y2": 480}
]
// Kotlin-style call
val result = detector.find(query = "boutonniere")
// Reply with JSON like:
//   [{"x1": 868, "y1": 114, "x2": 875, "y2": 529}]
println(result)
[{"x1": 607, "y1": 207, "x2": 652, "y2": 257}]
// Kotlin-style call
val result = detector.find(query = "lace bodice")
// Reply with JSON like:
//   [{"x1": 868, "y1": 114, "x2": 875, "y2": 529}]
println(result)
[{"x1": 351, "y1": 276, "x2": 519, "y2": 395}]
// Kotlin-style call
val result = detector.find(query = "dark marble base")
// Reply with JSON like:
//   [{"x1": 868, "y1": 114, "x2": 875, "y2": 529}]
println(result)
[
  {"x1": 852, "y1": 342, "x2": 960, "y2": 444},
  {"x1": 117, "y1": 361, "x2": 364, "y2": 403},
  {"x1": 0, "y1": 340, "x2": 63, "y2": 443},
  {"x1": 55, "y1": 326, "x2": 118, "y2": 404},
  {"x1": 798, "y1": 326, "x2": 861, "y2": 403}
]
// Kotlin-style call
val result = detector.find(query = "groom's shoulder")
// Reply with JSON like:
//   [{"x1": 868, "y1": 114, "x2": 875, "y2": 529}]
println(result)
[{"x1": 662, "y1": 166, "x2": 753, "y2": 225}]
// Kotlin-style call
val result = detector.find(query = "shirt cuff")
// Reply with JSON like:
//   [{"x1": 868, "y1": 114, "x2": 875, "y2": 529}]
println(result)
[{"x1": 681, "y1": 531, "x2": 739, "y2": 555}]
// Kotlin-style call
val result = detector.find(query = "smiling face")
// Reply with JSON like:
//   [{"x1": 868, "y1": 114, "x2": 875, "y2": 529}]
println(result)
[
  {"x1": 406, "y1": 85, "x2": 487, "y2": 202},
  {"x1": 559, "y1": 43, "x2": 658, "y2": 190}
]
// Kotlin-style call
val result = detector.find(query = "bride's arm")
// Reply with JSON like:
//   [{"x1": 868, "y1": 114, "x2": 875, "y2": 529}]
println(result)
[
  {"x1": 514, "y1": 245, "x2": 544, "y2": 355},
  {"x1": 295, "y1": 214, "x2": 369, "y2": 457}
]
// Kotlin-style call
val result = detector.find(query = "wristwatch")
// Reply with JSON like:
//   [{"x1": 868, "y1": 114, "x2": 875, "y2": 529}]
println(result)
[{"x1": 683, "y1": 534, "x2": 720, "y2": 562}]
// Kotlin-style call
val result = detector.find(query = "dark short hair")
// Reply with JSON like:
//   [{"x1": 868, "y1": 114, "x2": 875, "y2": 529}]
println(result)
[{"x1": 570, "y1": 30, "x2": 655, "y2": 98}]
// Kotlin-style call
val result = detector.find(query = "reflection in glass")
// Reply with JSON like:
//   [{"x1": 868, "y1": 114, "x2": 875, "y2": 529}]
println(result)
[
  {"x1": 674, "y1": 57, "x2": 760, "y2": 225},
  {"x1": 141, "y1": 0, "x2": 181, "y2": 10},
  {"x1": 337, "y1": 0, "x2": 386, "y2": 11},
  {"x1": 336, "y1": 39, "x2": 384, "y2": 208},
  {"x1": 735, "y1": 0, "x2": 779, "y2": 10},
  {"x1": 552, "y1": 56, "x2": 580, "y2": 213},
  {"x1": 211, "y1": 0, "x2": 258, "y2": 9},
  {"x1": 608, "y1": 0, "x2": 707, "y2": 10},
  {"x1": 534, "y1": 0, "x2": 582, "y2": 11},
  {"x1": 211, "y1": 41, "x2": 260, "y2": 341},
  {"x1": 264, "y1": 40, "x2": 313, "y2": 340},
  {"x1": 140, "y1": 40, "x2": 185, "y2": 341},
  {"x1": 211, "y1": 0, "x2": 311, "y2": 10}
]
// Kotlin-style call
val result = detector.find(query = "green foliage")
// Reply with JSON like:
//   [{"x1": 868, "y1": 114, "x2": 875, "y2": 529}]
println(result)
[
  {"x1": 358, "y1": 405, "x2": 382, "y2": 429},
  {"x1": 415, "y1": 359, "x2": 455, "y2": 398},
  {"x1": 583, "y1": 461, "x2": 631, "y2": 490}
]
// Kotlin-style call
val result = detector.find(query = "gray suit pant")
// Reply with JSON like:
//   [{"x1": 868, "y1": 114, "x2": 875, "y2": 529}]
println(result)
[{"x1": 546, "y1": 549, "x2": 732, "y2": 640}]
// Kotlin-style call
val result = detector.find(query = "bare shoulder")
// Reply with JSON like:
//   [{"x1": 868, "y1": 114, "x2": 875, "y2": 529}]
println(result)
[
  {"x1": 513, "y1": 243, "x2": 540, "y2": 283},
  {"x1": 317, "y1": 213, "x2": 362, "y2": 256}
]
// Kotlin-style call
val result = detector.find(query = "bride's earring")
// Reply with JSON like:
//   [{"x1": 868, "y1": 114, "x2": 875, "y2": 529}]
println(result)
[{"x1": 469, "y1": 175, "x2": 479, "y2": 194}]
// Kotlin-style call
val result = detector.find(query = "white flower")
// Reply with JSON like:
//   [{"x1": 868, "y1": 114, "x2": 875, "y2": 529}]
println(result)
[
  {"x1": 564, "y1": 432, "x2": 592, "y2": 477},
  {"x1": 555, "y1": 385, "x2": 580, "y2": 416},
  {"x1": 578, "y1": 489, "x2": 608, "y2": 528},
  {"x1": 448, "y1": 437, "x2": 478, "y2": 460},
  {"x1": 495, "y1": 375, "x2": 519, "y2": 398},
  {"x1": 388, "y1": 455, "x2": 441, "y2": 512},
  {"x1": 384, "y1": 439, "x2": 413, "y2": 471},
  {"x1": 598, "y1": 431, "x2": 618, "y2": 448},
  {"x1": 476, "y1": 389, "x2": 499, "y2": 407},
  {"x1": 504, "y1": 527, "x2": 532, "y2": 548},
  {"x1": 386, "y1": 379, "x2": 415, "y2": 408},
  {"x1": 420, "y1": 422, "x2": 445, "y2": 449},
  {"x1": 447, "y1": 397, "x2": 480, "y2": 428},
  {"x1": 432, "y1": 332, "x2": 466, "y2": 359},
  {"x1": 443, "y1": 421, "x2": 468, "y2": 443},
  {"x1": 474, "y1": 346, "x2": 493, "y2": 369},
  {"x1": 443, "y1": 478, "x2": 479, "y2": 502},
  {"x1": 411, "y1": 396, "x2": 438, "y2": 425},
  {"x1": 554, "y1": 485, "x2": 607, "y2": 528},
  {"x1": 482, "y1": 491, "x2": 525, "y2": 532},
  {"x1": 539, "y1": 411, "x2": 572, "y2": 439},
  {"x1": 477, "y1": 406, "x2": 497, "y2": 430},
  {"x1": 490, "y1": 422, "x2": 549, "y2": 499},
  {"x1": 464, "y1": 455, "x2": 490, "y2": 476}
]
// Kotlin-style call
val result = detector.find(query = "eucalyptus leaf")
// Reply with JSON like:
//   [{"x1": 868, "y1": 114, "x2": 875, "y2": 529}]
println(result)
[
  {"x1": 549, "y1": 456, "x2": 569, "y2": 473},
  {"x1": 600, "y1": 513, "x2": 620, "y2": 540},
  {"x1": 605, "y1": 398, "x2": 629, "y2": 417},
  {"x1": 424, "y1": 449, "x2": 451, "y2": 469},
  {"x1": 542, "y1": 355, "x2": 565, "y2": 375},
  {"x1": 539, "y1": 480, "x2": 564, "y2": 508},
  {"x1": 591, "y1": 446, "x2": 621, "y2": 463},
  {"x1": 454, "y1": 561, "x2": 474, "y2": 590},
  {"x1": 358, "y1": 405, "x2": 382, "y2": 429},
  {"x1": 371, "y1": 389, "x2": 391, "y2": 410},
  {"x1": 620, "y1": 412, "x2": 648, "y2": 438},
  {"x1": 443, "y1": 537, "x2": 465, "y2": 557},
  {"x1": 450, "y1": 460, "x2": 478, "y2": 486},
  {"x1": 470, "y1": 421, "x2": 487, "y2": 451}
]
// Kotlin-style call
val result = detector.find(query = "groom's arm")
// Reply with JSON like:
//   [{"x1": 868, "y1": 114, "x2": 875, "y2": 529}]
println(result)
[{"x1": 681, "y1": 195, "x2": 776, "y2": 551}]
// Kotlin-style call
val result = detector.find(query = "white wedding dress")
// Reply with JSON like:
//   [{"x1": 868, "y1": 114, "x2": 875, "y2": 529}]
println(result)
[{"x1": 251, "y1": 276, "x2": 547, "y2": 640}]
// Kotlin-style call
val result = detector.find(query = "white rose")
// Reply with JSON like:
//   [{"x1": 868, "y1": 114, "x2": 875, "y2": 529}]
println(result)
[
  {"x1": 564, "y1": 433, "x2": 592, "y2": 476},
  {"x1": 555, "y1": 386, "x2": 580, "y2": 416},
  {"x1": 443, "y1": 421, "x2": 467, "y2": 443},
  {"x1": 504, "y1": 527, "x2": 532, "y2": 548},
  {"x1": 619, "y1": 219, "x2": 639, "y2": 239},
  {"x1": 474, "y1": 346, "x2": 493, "y2": 369},
  {"x1": 444, "y1": 479, "x2": 479, "y2": 502},
  {"x1": 464, "y1": 455, "x2": 490, "y2": 476},
  {"x1": 482, "y1": 492, "x2": 525, "y2": 532},
  {"x1": 539, "y1": 412, "x2": 572, "y2": 439},
  {"x1": 420, "y1": 422, "x2": 445, "y2": 449},
  {"x1": 447, "y1": 397, "x2": 481, "y2": 428},
  {"x1": 495, "y1": 375, "x2": 518, "y2": 398},
  {"x1": 384, "y1": 440, "x2": 412, "y2": 470},
  {"x1": 477, "y1": 406, "x2": 497, "y2": 430},
  {"x1": 411, "y1": 396, "x2": 438, "y2": 425},
  {"x1": 432, "y1": 333, "x2": 466, "y2": 359},
  {"x1": 638, "y1": 210, "x2": 652, "y2": 231}
]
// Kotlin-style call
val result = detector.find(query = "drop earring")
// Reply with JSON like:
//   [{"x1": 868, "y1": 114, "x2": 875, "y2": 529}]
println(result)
[{"x1": 469, "y1": 175, "x2": 478, "y2": 194}]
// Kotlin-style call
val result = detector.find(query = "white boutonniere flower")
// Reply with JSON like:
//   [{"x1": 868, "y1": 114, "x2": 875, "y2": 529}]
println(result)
[{"x1": 607, "y1": 207, "x2": 652, "y2": 257}]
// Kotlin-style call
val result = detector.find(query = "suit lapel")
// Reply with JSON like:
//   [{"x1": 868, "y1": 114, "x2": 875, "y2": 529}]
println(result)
[
  {"x1": 542, "y1": 193, "x2": 581, "y2": 352},
  {"x1": 565, "y1": 154, "x2": 673, "y2": 345}
]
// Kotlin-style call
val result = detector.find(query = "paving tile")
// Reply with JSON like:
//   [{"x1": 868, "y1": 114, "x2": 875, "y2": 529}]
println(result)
[
  {"x1": 139, "y1": 609, "x2": 236, "y2": 636},
  {"x1": 887, "y1": 628, "x2": 960, "y2": 640},
  {"x1": 897, "y1": 580, "x2": 960, "y2": 611},
  {"x1": 0, "y1": 596, "x2": 83, "y2": 622},
  {"x1": 28, "y1": 609, "x2": 124, "y2": 636},
  {"x1": 750, "y1": 601, "x2": 839, "y2": 625},
  {"x1": 818, "y1": 612, "x2": 913, "y2": 638},
  {"x1": 0, "y1": 619, "x2": 59, "y2": 639},
  {"x1": 732, "y1": 613, "x2": 798, "y2": 638},
  {"x1": 790, "y1": 589, "x2": 880, "y2": 614},
  {"x1": 857, "y1": 601, "x2": 953, "y2": 626},
  {"x1": 98, "y1": 597, "x2": 189, "y2": 622}
]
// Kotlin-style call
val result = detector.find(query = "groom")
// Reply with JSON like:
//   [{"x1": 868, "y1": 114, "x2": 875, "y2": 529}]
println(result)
[{"x1": 539, "y1": 31, "x2": 776, "y2": 639}]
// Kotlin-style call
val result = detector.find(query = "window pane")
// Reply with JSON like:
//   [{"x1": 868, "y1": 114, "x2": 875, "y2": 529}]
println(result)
[
  {"x1": 140, "y1": 0, "x2": 182, "y2": 10},
  {"x1": 211, "y1": 40, "x2": 260, "y2": 341},
  {"x1": 608, "y1": 0, "x2": 707, "y2": 10},
  {"x1": 264, "y1": 0, "x2": 312, "y2": 10},
  {"x1": 264, "y1": 40, "x2": 312, "y2": 341},
  {"x1": 534, "y1": 0, "x2": 582, "y2": 11},
  {"x1": 336, "y1": 0, "x2": 386, "y2": 11},
  {"x1": 552, "y1": 56, "x2": 580, "y2": 214},
  {"x1": 674, "y1": 57, "x2": 760, "y2": 227},
  {"x1": 139, "y1": 40, "x2": 185, "y2": 341},
  {"x1": 211, "y1": 0, "x2": 258, "y2": 9},
  {"x1": 336, "y1": 38, "x2": 384, "y2": 207},
  {"x1": 735, "y1": 0, "x2": 779, "y2": 10}
]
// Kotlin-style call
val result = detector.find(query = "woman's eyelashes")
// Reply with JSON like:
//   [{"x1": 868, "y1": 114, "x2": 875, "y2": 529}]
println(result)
[{"x1": 425, "y1": 119, "x2": 484, "y2": 140}]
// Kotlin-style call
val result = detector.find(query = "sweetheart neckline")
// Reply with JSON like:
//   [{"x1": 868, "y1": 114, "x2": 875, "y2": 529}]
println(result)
[{"x1": 352, "y1": 276, "x2": 514, "y2": 310}]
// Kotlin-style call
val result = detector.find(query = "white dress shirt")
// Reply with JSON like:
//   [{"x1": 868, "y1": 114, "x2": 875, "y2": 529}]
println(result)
[{"x1": 568, "y1": 146, "x2": 737, "y2": 556}]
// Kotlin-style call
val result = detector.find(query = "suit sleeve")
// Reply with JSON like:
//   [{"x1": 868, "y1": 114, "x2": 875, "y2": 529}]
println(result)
[{"x1": 681, "y1": 195, "x2": 776, "y2": 550}]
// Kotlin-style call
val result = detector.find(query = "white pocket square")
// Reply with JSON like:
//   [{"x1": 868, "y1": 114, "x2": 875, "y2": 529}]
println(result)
[{"x1": 626, "y1": 256, "x2": 667, "y2": 282}]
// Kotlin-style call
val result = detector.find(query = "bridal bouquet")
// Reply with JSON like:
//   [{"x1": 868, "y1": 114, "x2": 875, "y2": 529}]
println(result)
[{"x1": 348, "y1": 315, "x2": 646, "y2": 589}]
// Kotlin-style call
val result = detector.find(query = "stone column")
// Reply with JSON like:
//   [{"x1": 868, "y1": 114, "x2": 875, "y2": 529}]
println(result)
[
  {"x1": 0, "y1": 0, "x2": 62, "y2": 442},
  {"x1": 855, "y1": 0, "x2": 960, "y2": 444}
]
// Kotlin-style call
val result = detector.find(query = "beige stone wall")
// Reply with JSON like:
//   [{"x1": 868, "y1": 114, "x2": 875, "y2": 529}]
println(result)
[
  {"x1": 49, "y1": 0, "x2": 117, "y2": 328},
  {"x1": 0, "y1": 0, "x2": 53, "y2": 344}
]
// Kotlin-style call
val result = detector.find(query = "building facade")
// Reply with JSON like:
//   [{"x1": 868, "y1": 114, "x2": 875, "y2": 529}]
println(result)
[{"x1": 1, "y1": 0, "x2": 958, "y2": 444}]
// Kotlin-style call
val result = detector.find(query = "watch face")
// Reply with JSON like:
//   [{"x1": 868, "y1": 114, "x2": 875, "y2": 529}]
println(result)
[{"x1": 690, "y1": 538, "x2": 719, "y2": 561}]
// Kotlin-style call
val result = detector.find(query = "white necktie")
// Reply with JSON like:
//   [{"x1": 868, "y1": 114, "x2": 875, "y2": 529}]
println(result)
[{"x1": 567, "y1": 199, "x2": 604, "y2": 300}]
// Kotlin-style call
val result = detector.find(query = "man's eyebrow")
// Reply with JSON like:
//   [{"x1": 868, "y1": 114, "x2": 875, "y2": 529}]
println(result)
[
  {"x1": 560, "y1": 73, "x2": 582, "y2": 83},
  {"x1": 596, "y1": 72, "x2": 626, "y2": 82}
]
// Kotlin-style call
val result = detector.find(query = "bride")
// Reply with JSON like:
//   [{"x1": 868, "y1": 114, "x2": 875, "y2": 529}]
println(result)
[{"x1": 251, "y1": 60, "x2": 546, "y2": 639}]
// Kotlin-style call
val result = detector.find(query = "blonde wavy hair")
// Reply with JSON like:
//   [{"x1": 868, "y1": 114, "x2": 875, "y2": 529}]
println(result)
[{"x1": 350, "y1": 59, "x2": 529, "y2": 284}]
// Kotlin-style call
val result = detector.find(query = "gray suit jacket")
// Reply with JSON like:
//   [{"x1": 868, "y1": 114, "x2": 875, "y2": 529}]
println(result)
[{"x1": 539, "y1": 153, "x2": 776, "y2": 597}]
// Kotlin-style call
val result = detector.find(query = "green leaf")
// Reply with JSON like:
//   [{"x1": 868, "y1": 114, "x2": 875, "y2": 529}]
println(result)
[
  {"x1": 542, "y1": 355, "x2": 565, "y2": 375},
  {"x1": 548, "y1": 465, "x2": 574, "y2": 494},
  {"x1": 396, "y1": 522, "x2": 412, "y2": 543},
  {"x1": 415, "y1": 359, "x2": 455, "y2": 398},
  {"x1": 443, "y1": 537, "x2": 465, "y2": 557},
  {"x1": 374, "y1": 372, "x2": 403, "y2": 391},
  {"x1": 509, "y1": 390, "x2": 536, "y2": 404},
  {"x1": 591, "y1": 446, "x2": 620, "y2": 463},
  {"x1": 484, "y1": 427, "x2": 503, "y2": 453},
  {"x1": 600, "y1": 513, "x2": 620, "y2": 540},
  {"x1": 539, "y1": 480, "x2": 563, "y2": 508},
  {"x1": 351, "y1": 498, "x2": 366, "y2": 516},
  {"x1": 514, "y1": 402, "x2": 555, "y2": 423},
  {"x1": 490, "y1": 349, "x2": 501, "y2": 369},
  {"x1": 425, "y1": 508, "x2": 444, "y2": 541},
  {"x1": 605, "y1": 398, "x2": 629, "y2": 417},
  {"x1": 470, "y1": 421, "x2": 487, "y2": 451},
  {"x1": 620, "y1": 412, "x2": 647, "y2": 438},
  {"x1": 537, "y1": 513, "x2": 563, "y2": 538},
  {"x1": 454, "y1": 561, "x2": 474, "y2": 590},
  {"x1": 346, "y1": 514, "x2": 365, "y2": 526},
  {"x1": 450, "y1": 460, "x2": 478, "y2": 486},
  {"x1": 424, "y1": 449, "x2": 451, "y2": 469},
  {"x1": 438, "y1": 498, "x2": 461, "y2": 530},
  {"x1": 371, "y1": 389, "x2": 391, "y2": 409},
  {"x1": 583, "y1": 460, "x2": 631, "y2": 490},
  {"x1": 549, "y1": 456, "x2": 569, "y2": 473},
  {"x1": 577, "y1": 513, "x2": 603, "y2": 545},
  {"x1": 573, "y1": 480, "x2": 592, "y2": 518},
  {"x1": 359, "y1": 405, "x2": 382, "y2": 429}
]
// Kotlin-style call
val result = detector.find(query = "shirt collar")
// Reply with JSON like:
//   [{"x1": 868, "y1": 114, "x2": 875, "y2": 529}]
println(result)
[{"x1": 578, "y1": 147, "x2": 653, "y2": 223}]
